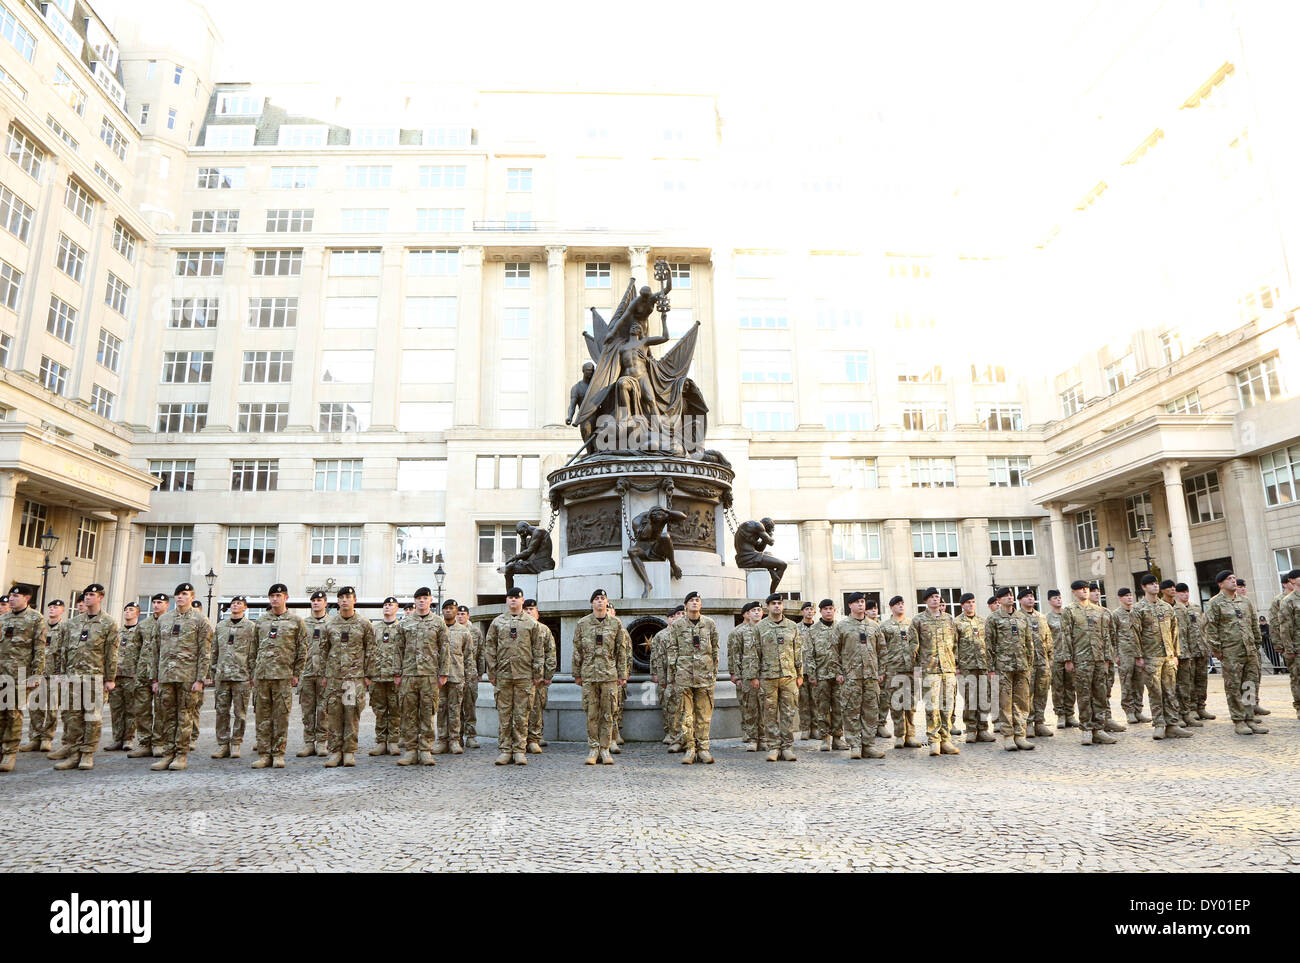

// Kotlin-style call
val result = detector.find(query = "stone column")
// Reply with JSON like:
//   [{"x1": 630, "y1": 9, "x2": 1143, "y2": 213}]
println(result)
[
  {"x1": 0, "y1": 472, "x2": 26, "y2": 591},
  {"x1": 963, "y1": 517, "x2": 992, "y2": 596},
  {"x1": 1160, "y1": 460, "x2": 1198, "y2": 589},
  {"x1": 275, "y1": 523, "x2": 309, "y2": 597},
  {"x1": 884, "y1": 520, "x2": 917, "y2": 610},
  {"x1": 361, "y1": 523, "x2": 391, "y2": 597},
  {"x1": 627, "y1": 245, "x2": 651, "y2": 288},
  {"x1": 544, "y1": 245, "x2": 568, "y2": 427},
  {"x1": 1220, "y1": 458, "x2": 1274, "y2": 595},
  {"x1": 454, "y1": 245, "x2": 484, "y2": 426},
  {"x1": 798, "y1": 520, "x2": 831, "y2": 599},
  {"x1": 106, "y1": 510, "x2": 136, "y2": 612},
  {"x1": 1045, "y1": 503, "x2": 1073, "y2": 598}
]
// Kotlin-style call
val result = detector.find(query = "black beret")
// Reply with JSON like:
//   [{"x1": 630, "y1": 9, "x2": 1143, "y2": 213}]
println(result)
[
  {"x1": 740, "y1": 601, "x2": 760, "y2": 614},
  {"x1": 1141, "y1": 574, "x2": 1158, "y2": 586},
  {"x1": 414, "y1": 586, "x2": 433, "y2": 598},
  {"x1": 1236, "y1": 579, "x2": 1246, "y2": 587},
  {"x1": 922, "y1": 587, "x2": 939, "y2": 600},
  {"x1": 1089, "y1": 582, "x2": 1100, "y2": 591},
  {"x1": 684, "y1": 591, "x2": 701, "y2": 604},
  {"x1": 523, "y1": 599, "x2": 538, "y2": 608},
  {"x1": 150, "y1": 593, "x2": 169, "y2": 602},
  {"x1": 820, "y1": 598, "x2": 836, "y2": 608},
  {"x1": 845, "y1": 593, "x2": 864, "y2": 605},
  {"x1": 7, "y1": 585, "x2": 31, "y2": 597},
  {"x1": 987, "y1": 596, "x2": 997, "y2": 606},
  {"x1": 1017, "y1": 588, "x2": 1034, "y2": 600},
  {"x1": 506, "y1": 587, "x2": 524, "y2": 598},
  {"x1": 958, "y1": 592, "x2": 975, "y2": 604},
  {"x1": 441, "y1": 598, "x2": 457, "y2": 608},
  {"x1": 1070, "y1": 579, "x2": 1088, "y2": 590},
  {"x1": 995, "y1": 587, "x2": 1013, "y2": 599},
  {"x1": 1159, "y1": 579, "x2": 1176, "y2": 590},
  {"x1": 889, "y1": 595, "x2": 904, "y2": 607},
  {"x1": 336, "y1": 586, "x2": 356, "y2": 597},
  {"x1": 1287, "y1": 569, "x2": 1300, "y2": 581},
  {"x1": 799, "y1": 600, "x2": 814, "y2": 610},
  {"x1": 670, "y1": 604, "x2": 685, "y2": 615},
  {"x1": 175, "y1": 582, "x2": 195, "y2": 594},
  {"x1": 1175, "y1": 582, "x2": 1189, "y2": 592},
  {"x1": 48, "y1": 599, "x2": 65, "y2": 607},
  {"x1": 310, "y1": 591, "x2": 327, "y2": 601},
  {"x1": 865, "y1": 600, "x2": 879, "y2": 609},
  {"x1": 1047, "y1": 589, "x2": 1061, "y2": 599},
  {"x1": 590, "y1": 588, "x2": 607, "y2": 602},
  {"x1": 230, "y1": 595, "x2": 248, "y2": 604},
  {"x1": 123, "y1": 601, "x2": 139, "y2": 610},
  {"x1": 1117, "y1": 587, "x2": 1132, "y2": 597},
  {"x1": 83, "y1": 583, "x2": 105, "y2": 595},
  {"x1": 457, "y1": 605, "x2": 468, "y2": 612},
  {"x1": 765, "y1": 593, "x2": 783, "y2": 603},
  {"x1": 384, "y1": 596, "x2": 399, "y2": 605},
  {"x1": 269, "y1": 583, "x2": 289, "y2": 595}
]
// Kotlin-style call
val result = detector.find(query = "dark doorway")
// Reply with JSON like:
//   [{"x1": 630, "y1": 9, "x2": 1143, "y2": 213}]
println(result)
[{"x1": 1195, "y1": 557, "x2": 1233, "y2": 606}]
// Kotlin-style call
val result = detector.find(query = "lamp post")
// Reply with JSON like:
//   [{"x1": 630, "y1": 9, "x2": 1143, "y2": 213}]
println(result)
[
  {"x1": 1136, "y1": 525, "x2": 1155, "y2": 575},
  {"x1": 37, "y1": 528, "x2": 59, "y2": 611},
  {"x1": 205, "y1": 567, "x2": 217, "y2": 617},
  {"x1": 1105, "y1": 543, "x2": 1115, "y2": 565},
  {"x1": 434, "y1": 550, "x2": 446, "y2": 610},
  {"x1": 985, "y1": 557, "x2": 998, "y2": 595}
]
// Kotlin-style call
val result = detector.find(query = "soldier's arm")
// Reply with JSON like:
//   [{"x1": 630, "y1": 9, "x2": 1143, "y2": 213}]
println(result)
[
  {"x1": 710, "y1": 623, "x2": 719, "y2": 680},
  {"x1": 209, "y1": 626, "x2": 222, "y2": 680},
  {"x1": 196, "y1": 620, "x2": 212, "y2": 687},
  {"x1": 829, "y1": 626, "x2": 845, "y2": 678},
  {"x1": 793, "y1": 628, "x2": 804, "y2": 677},
  {"x1": 1041, "y1": 618, "x2": 1054, "y2": 660},
  {"x1": 571, "y1": 622, "x2": 583, "y2": 680},
  {"x1": 29, "y1": 618, "x2": 47, "y2": 677},
  {"x1": 102, "y1": 617, "x2": 120, "y2": 681},
  {"x1": 437, "y1": 623, "x2": 451, "y2": 678},
  {"x1": 616, "y1": 626, "x2": 630, "y2": 681},
  {"x1": 291, "y1": 618, "x2": 306, "y2": 679},
  {"x1": 546, "y1": 629, "x2": 559, "y2": 678},
  {"x1": 906, "y1": 621, "x2": 921, "y2": 662},
  {"x1": 1248, "y1": 603, "x2": 1263, "y2": 647}
]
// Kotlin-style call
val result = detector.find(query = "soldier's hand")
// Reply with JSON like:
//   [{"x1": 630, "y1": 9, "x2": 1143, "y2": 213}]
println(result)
[
  {"x1": 750, "y1": 679, "x2": 760, "y2": 690},
  {"x1": 808, "y1": 679, "x2": 816, "y2": 687},
  {"x1": 151, "y1": 682, "x2": 159, "y2": 694},
  {"x1": 191, "y1": 681, "x2": 203, "y2": 692},
  {"x1": 395, "y1": 675, "x2": 402, "y2": 686},
  {"x1": 104, "y1": 680, "x2": 115, "y2": 692},
  {"x1": 488, "y1": 676, "x2": 495, "y2": 685},
  {"x1": 836, "y1": 675, "x2": 844, "y2": 684},
  {"x1": 618, "y1": 678, "x2": 627, "y2": 687},
  {"x1": 204, "y1": 677, "x2": 214, "y2": 687},
  {"x1": 26, "y1": 677, "x2": 39, "y2": 689},
  {"x1": 573, "y1": 676, "x2": 581, "y2": 685},
  {"x1": 1136, "y1": 657, "x2": 1145, "y2": 669},
  {"x1": 290, "y1": 676, "x2": 298, "y2": 686},
  {"x1": 796, "y1": 678, "x2": 804, "y2": 688},
  {"x1": 651, "y1": 674, "x2": 658, "y2": 684},
  {"x1": 1065, "y1": 661, "x2": 1074, "y2": 673},
  {"x1": 439, "y1": 675, "x2": 448, "y2": 686}
]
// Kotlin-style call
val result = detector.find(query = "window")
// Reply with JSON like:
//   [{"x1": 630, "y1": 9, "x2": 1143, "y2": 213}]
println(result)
[
  {"x1": 0, "y1": 332, "x2": 11, "y2": 366},
  {"x1": 1276, "y1": 546, "x2": 1300, "y2": 576},
  {"x1": 320, "y1": 350, "x2": 373, "y2": 383},
  {"x1": 340, "y1": 206, "x2": 390, "y2": 233},
  {"x1": 815, "y1": 303, "x2": 865, "y2": 330},
  {"x1": 143, "y1": 525, "x2": 193, "y2": 565},
  {"x1": 398, "y1": 403, "x2": 453, "y2": 431},
  {"x1": 237, "y1": 402, "x2": 288, "y2": 433},
  {"x1": 89, "y1": 385, "x2": 114, "y2": 419},
  {"x1": 1236, "y1": 357, "x2": 1283, "y2": 408},
  {"x1": 738, "y1": 298, "x2": 788, "y2": 329},
  {"x1": 216, "y1": 92, "x2": 261, "y2": 116},
  {"x1": 1060, "y1": 384, "x2": 1083, "y2": 417},
  {"x1": 478, "y1": 524, "x2": 522, "y2": 565},
  {"x1": 38, "y1": 357, "x2": 68, "y2": 395},
  {"x1": 408, "y1": 248, "x2": 458, "y2": 275},
  {"x1": 241, "y1": 350, "x2": 293, "y2": 383},
  {"x1": 203, "y1": 125, "x2": 255, "y2": 148},
  {"x1": 248, "y1": 297, "x2": 297, "y2": 328},
  {"x1": 324, "y1": 297, "x2": 379, "y2": 329},
  {"x1": 823, "y1": 404, "x2": 873, "y2": 431},
  {"x1": 155, "y1": 403, "x2": 207, "y2": 433},
  {"x1": 173, "y1": 65, "x2": 183, "y2": 85},
  {"x1": 405, "y1": 296, "x2": 457, "y2": 328},
  {"x1": 0, "y1": 64, "x2": 25, "y2": 101},
  {"x1": 1184, "y1": 470, "x2": 1224, "y2": 523},
  {"x1": 1105, "y1": 356, "x2": 1135, "y2": 394},
  {"x1": 99, "y1": 117, "x2": 127, "y2": 161},
  {"x1": 0, "y1": 7, "x2": 35, "y2": 62},
  {"x1": 739, "y1": 349, "x2": 792, "y2": 383},
  {"x1": 980, "y1": 405, "x2": 1024, "y2": 431},
  {"x1": 475, "y1": 455, "x2": 541, "y2": 490},
  {"x1": 161, "y1": 351, "x2": 212, "y2": 384},
  {"x1": 504, "y1": 262, "x2": 530, "y2": 288},
  {"x1": 831, "y1": 457, "x2": 877, "y2": 488},
  {"x1": 277, "y1": 125, "x2": 326, "y2": 148},
  {"x1": 1160, "y1": 331, "x2": 1183, "y2": 364},
  {"x1": 149, "y1": 459, "x2": 195, "y2": 492},
  {"x1": 415, "y1": 208, "x2": 465, "y2": 231},
  {"x1": 1075, "y1": 509, "x2": 1099, "y2": 551},
  {"x1": 18, "y1": 500, "x2": 46, "y2": 549},
  {"x1": 230, "y1": 459, "x2": 278, "y2": 491},
  {"x1": 47, "y1": 116, "x2": 78, "y2": 152},
  {"x1": 396, "y1": 459, "x2": 447, "y2": 491},
  {"x1": 190, "y1": 209, "x2": 238, "y2": 233},
  {"x1": 350, "y1": 126, "x2": 396, "y2": 146},
  {"x1": 404, "y1": 350, "x2": 455, "y2": 383},
  {"x1": 902, "y1": 406, "x2": 949, "y2": 431},
  {"x1": 329, "y1": 249, "x2": 381, "y2": 276},
  {"x1": 55, "y1": 234, "x2": 86, "y2": 281},
  {"x1": 311, "y1": 525, "x2": 362, "y2": 565},
  {"x1": 112, "y1": 222, "x2": 136, "y2": 262},
  {"x1": 915, "y1": 588, "x2": 963, "y2": 618},
  {"x1": 585, "y1": 262, "x2": 611, "y2": 288},
  {"x1": 264, "y1": 208, "x2": 313, "y2": 232},
  {"x1": 169, "y1": 298, "x2": 218, "y2": 329},
  {"x1": 502, "y1": 307, "x2": 530, "y2": 339},
  {"x1": 668, "y1": 262, "x2": 692, "y2": 288},
  {"x1": 898, "y1": 365, "x2": 943, "y2": 384},
  {"x1": 343, "y1": 165, "x2": 391, "y2": 188},
  {"x1": 911, "y1": 457, "x2": 956, "y2": 488},
  {"x1": 0, "y1": 182, "x2": 34, "y2": 242},
  {"x1": 990, "y1": 519, "x2": 1036, "y2": 557},
  {"x1": 988, "y1": 456, "x2": 1031, "y2": 487},
  {"x1": 0, "y1": 258, "x2": 21, "y2": 311},
  {"x1": 838, "y1": 352, "x2": 871, "y2": 383},
  {"x1": 226, "y1": 525, "x2": 276, "y2": 565},
  {"x1": 1260, "y1": 444, "x2": 1300, "y2": 507},
  {"x1": 174, "y1": 250, "x2": 224, "y2": 277},
  {"x1": 971, "y1": 363, "x2": 1006, "y2": 384},
  {"x1": 270, "y1": 166, "x2": 317, "y2": 189},
  {"x1": 912, "y1": 521, "x2": 959, "y2": 558},
  {"x1": 423, "y1": 127, "x2": 469, "y2": 147},
  {"x1": 251, "y1": 250, "x2": 302, "y2": 276},
  {"x1": 396, "y1": 525, "x2": 446, "y2": 564},
  {"x1": 314, "y1": 459, "x2": 363, "y2": 492},
  {"x1": 1125, "y1": 492, "x2": 1155, "y2": 539},
  {"x1": 1165, "y1": 391, "x2": 1201, "y2": 414},
  {"x1": 506, "y1": 168, "x2": 533, "y2": 191},
  {"x1": 419, "y1": 165, "x2": 466, "y2": 188},
  {"x1": 6, "y1": 125, "x2": 42, "y2": 179},
  {"x1": 318, "y1": 402, "x2": 370, "y2": 433},
  {"x1": 46, "y1": 295, "x2": 75, "y2": 342},
  {"x1": 750, "y1": 459, "x2": 798, "y2": 489},
  {"x1": 196, "y1": 167, "x2": 245, "y2": 189},
  {"x1": 742, "y1": 403, "x2": 794, "y2": 431},
  {"x1": 93, "y1": 163, "x2": 122, "y2": 194},
  {"x1": 832, "y1": 522, "x2": 882, "y2": 561}
]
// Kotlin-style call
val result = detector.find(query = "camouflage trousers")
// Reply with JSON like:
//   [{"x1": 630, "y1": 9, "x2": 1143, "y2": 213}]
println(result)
[
  {"x1": 128, "y1": 677, "x2": 153, "y2": 745},
  {"x1": 663, "y1": 684, "x2": 683, "y2": 742},
  {"x1": 299, "y1": 676, "x2": 324, "y2": 747},
  {"x1": 62, "y1": 678, "x2": 105, "y2": 755},
  {"x1": 1219, "y1": 652, "x2": 1257, "y2": 723},
  {"x1": 613, "y1": 681, "x2": 626, "y2": 735},
  {"x1": 494, "y1": 679, "x2": 532, "y2": 753},
  {"x1": 922, "y1": 672, "x2": 955, "y2": 743},
  {"x1": 760, "y1": 678, "x2": 799, "y2": 751},
  {"x1": 437, "y1": 680, "x2": 464, "y2": 746},
  {"x1": 1141, "y1": 657, "x2": 1179, "y2": 728},
  {"x1": 1051, "y1": 660, "x2": 1076, "y2": 719},
  {"x1": 1191, "y1": 655, "x2": 1210, "y2": 711},
  {"x1": 1072, "y1": 662, "x2": 1110, "y2": 732},
  {"x1": 997, "y1": 669, "x2": 1031, "y2": 738},
  {"x1": 323, "y1": 678, "x2": 366, "y2": 754},
  {"x1": 958, "y1": 672, "x2": 993, "y2": 731},
  {"x1": 582, "y1": 681, "x2": 617, "y2": 751},
  {"x1": 739, "y1": 682, "x2": 760, "y2": 743},
  {"x1": 839, "y1": 677, "x2": 879, "y2": 748},
  {"x1": 797, "y1": 679, "x2": 812, "y2": 735},
  {"x1": 884, "y1": 672, "x2": 916, "y2": 740},
  {"x1": 369, "y1": 680, "x2": 399, "y2": 746},
  {"x1": 400, "y1": 676, "x2": 439, "y2": 752},
  {"x1": 214, "y1": 680, "x2": 251, "y2": 746},
  {"x1": 461, "y1": 678, "x2": 479, "y2": 738},
  {"x1": 1287, "y1": 654, "x2": 1300, "y2": 710},
  {"x1": 1029, "y1": 663, "x2": 1051, "y2": 723},
  {"x1": 526, "y1": 681, "x2": 547, "y2": 744},
  {"x1": 108, "y1": 676, "x2": 137, "y2": 744},
  {"x1": 1175, "y1": 659, "x2": 1197, "y2": 719},
  {"x1": 679, "y1": 685, "x2": 715, "y2": 751},
  {"x1": 150, "y1": 688, "x2": 166, "y2": 748},
  {"x1": 156, "y1": 683, "x2": 202, "y2": 756},
  {"x1": 253, "y1": 679, "x2": 293, "y2": 755},
  {"x1": 809, "y1": 679, "x2": 843, "y2": 737},
  {"x1": 1, "y1": 706, "x2": 26, "y2": 754},
  {"x1": 27, "y1": 677, "x2": 58, "y2": 742},
  {"x1": 1117, "y1": 653, "x2": 1144, "y2": 714}
]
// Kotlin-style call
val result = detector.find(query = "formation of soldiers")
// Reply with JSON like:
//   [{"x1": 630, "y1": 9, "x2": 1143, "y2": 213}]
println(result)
[{"x1": 1, "y1": 565, "x2": 1296, "y2": 774}]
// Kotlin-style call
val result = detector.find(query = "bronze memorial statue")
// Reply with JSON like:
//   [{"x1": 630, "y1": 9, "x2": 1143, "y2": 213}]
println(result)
[
  {"x1": 628, "y1": 507, "x2": 687, "y2": 599},
  {"x1": 734, "y1": 517, "x2": 787, "y2": 594},
  {"x1": 565, "y1": 361, "x2": 596, "y2": 442},
  {"x1": 498, "y1": 521, "x2": 556, "y2": 593}
]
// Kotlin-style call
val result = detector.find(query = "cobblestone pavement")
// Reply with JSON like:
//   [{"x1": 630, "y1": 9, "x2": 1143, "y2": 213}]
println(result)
[{"x1": 2, "y1": 677, "x2": 1297, "y2": 872}]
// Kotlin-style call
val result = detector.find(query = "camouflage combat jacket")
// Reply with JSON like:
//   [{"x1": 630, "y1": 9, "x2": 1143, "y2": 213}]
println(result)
[
  {"x1": 744, "y1": 616, "x2": 803, "y2": 680},
  {"x1": 572, "y1": 613, "x2": 628, "y2": 683},
  {"x1": 251, "y1": 610, "x2": 307, "y2": 680},
  {"x1": 1268, "y1": 591, "x2": 1293, "y2": 656},
  {"x1": 395, "y1": 612, "x2": 449, "y2": 678},
  {"x1": 910, "y1": 610, "x2": 957, "y2": 674},
  {"x1": 116, "y1": 621, "x2": 145, "y2": 680},
  {"x1": 805, "y1": 619, "x2": 840, "y2": 681},
  {"x1": 650, "y1": 626, "x2": 672, "y2": 684},
  {"x1": 210, "y1": 616, "x2": 257, "y2": 682},
  {"x1": 1202, "y1": 591, "x2": 1261, "y2": 659},
  {"x1": 1132, "y1": 597, "x2": 1178, "y2": 661},
  {"x1": 133, "y1": 616, "x2": 160, "y2": 681},
  {"x1": 320, "y1": 613, "x2": 375, "y2": 679},
  {"x1": 725, "y1": 623, "x2": 755, "y2": 681},
  {"x1": 879, "y1": 618, "x2": 916, "y2": 675},
  {"x1": 1059, "y1": 602, "x2": 1110, "y2": 665},
  {"x1": 0, "y1": 605, "x2": 45, "y2": 681},
  {"x1": 147, "y1": 608, "x2": 211, "y2": 685},
  {"x1": 830, "y1": 615, "x2": 883, "y2": 680},
  {"x1": 486, "y1": 611, "x2": 543, "y2": 682},
  {"x1": 368, "y1": 619, "x2": 403, "y2": 681},
  {"x1": 1046, "y1": 610, "x2": 1067, "y2": 663},
  {"x1": 444, "y1": 621, "x2": 474, "y2": 684},
  {"x1": 301, "y1": 613, "x2": 334, "y2": 678},
  {"x1": 669, "y1": 615, "x2": 719, "y2": 689},
  {"x1": 955, "y1": 612, "x2": 990, "y2": 672},
  {"x1": 62, "y1": 611, "x2": 120, "y2": 680},
  {"x1": 1015, "y1": 608, "x2": 1053, "y2": 667},
  {"x1": 986, "y1": 609, "x2": 1032, "y2": 673},
  {"x1": 1172, "y1": 601, "x2": 1195, "y2": 660},
  {"x1": 537, "y1": 622, "x2": 558, "y2": 680},
  {"x1": 1113, "y1": 606, "x2": 1140, "y2": 661}
]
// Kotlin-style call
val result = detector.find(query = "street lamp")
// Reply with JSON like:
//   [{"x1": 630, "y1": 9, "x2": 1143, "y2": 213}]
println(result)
[
  {"x1": 37, "y1": 528, "x2": 59, "y2": 611},
  {"x1": 1136, "y1": 525, "x2": 1155, "y2": 574},
  {"x1": 1105, "y1": 543, "x2": 1115, "y2": 563},
  {"x1": 205, "y1": 567, "x2": 217, "y2": 616},
  {"x1": 59, "y1": 557, "x2": 71, "y2": 577},
  {"x1": 434, "y1": 550, "x2": 446, "y2": 610},
  {"x1": 985, "y1": 557, "x2": 998, "y2": 594}
]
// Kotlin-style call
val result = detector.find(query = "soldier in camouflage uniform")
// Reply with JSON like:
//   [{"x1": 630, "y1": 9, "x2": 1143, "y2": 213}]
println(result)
[
  {"x1": 318, "y1": 586, "x2": 375, "y2": 767},
  {"x1": 1235, "y1": 581, "x2": 1270, "y2": 717},
  {"x1": 395, "y1": 587, "x2": 449, "y2": 766},
  {"x1": 298, "y1": 590, "x2": 333, "y2": 757},
  {"x1": 571, "y1": 588, "x2": 628, "y2": 765},
  {"x1": 1204, "y1": 571, "x2": 1268, "y2": 735},
  {"x1": 747, "y1": 594, "x2": 803, "y2": 762},
  {"x1": 1045, "y1": 590, "x2": 1077, "y2": 729},
  {"x1": 486, "y1": 586, "x2": 545, "y2": 766},
  {"x1": 23, "y1": 599, "x2": 66, "y2": 752},
  {"x1": 142, "y1": 583, "x2": 211, "y2": 771},
  {"x1": 48, "y1": 584, "x2": 118, "y2": 771},
  {"x1": 207, "y1": 595, "x2": 257, "y2": 759},
  {"x1": 458, "y1": 605, "x2": 484, "y2": 748},
  {"x1": 439, "y1": 599, "x2": 473, "y2": 755},
  {"x1": 1180, "y1": 584, "x2": 1214, "y2": 721},
  {"x1": 726, "y1": 602, "x2": 762, "y2": 750},
  {"x1": 911, "y1": 588, "x2": 960, "y2": 756},
  {"x1": 368, "y1": 596, "x2": 403, "y2": 755},
  {"x1": 0, "y1": 585, "x2": 45, "y2": 772},
  {"x1": 1268, "y1": 570, "x2": 1298, "y2": 719},
  {"x1": 249, "y1": 583, "x2": 306, "y2": 769},
  {"x1": 650, "y1": 605, "x2": 684, "y2": 745},
  {"x1": 670, "y1": 591, "x2": 719, "y2": 764},
  {"x1": 1015, "y1": 590, "x2": 1055, "y2": 738},
  {"x1": 105, "y1": 603, "x2": 143, "y2": 751},
  {"x1": 1113, "y1": 587, "x2": 1149, "y2": 725},
  {"x1": 1059, "y1": 580, "x2": 1118, "y2": 746},
  {"x1": 796, "y1": 601, "x2": 816, "y2": 740},
  {"x1": 985, "y1": 587, "x2": 1034, "y2": 751},
  {"x1": 1170, "y1": 583, "x2": 1203, "y2": 729},
  {"x1": 831, "y1": 592, "x2": 887, "y2": 759},
  {"x1": 881, "y1": 595, "x2": 919, "y2": 748},
  {"x1": 807, "y1": 599, "x2": 847, "y2": 751},
  {"x1": 123, "y1": 595, "x2": 166, "y2": 758},
  {"x1": 955, "y1": 592, "x2": 995, "y2": 743},
  {"x1": 607, "y1": 604, "x2": 630, "y2": 749},
  {"x1": 1132, "y1": 574, "x2": 1190, "y2": 740},
  {"x1": 524, "y1": 599, "x2": 558, "y2": 754}
]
